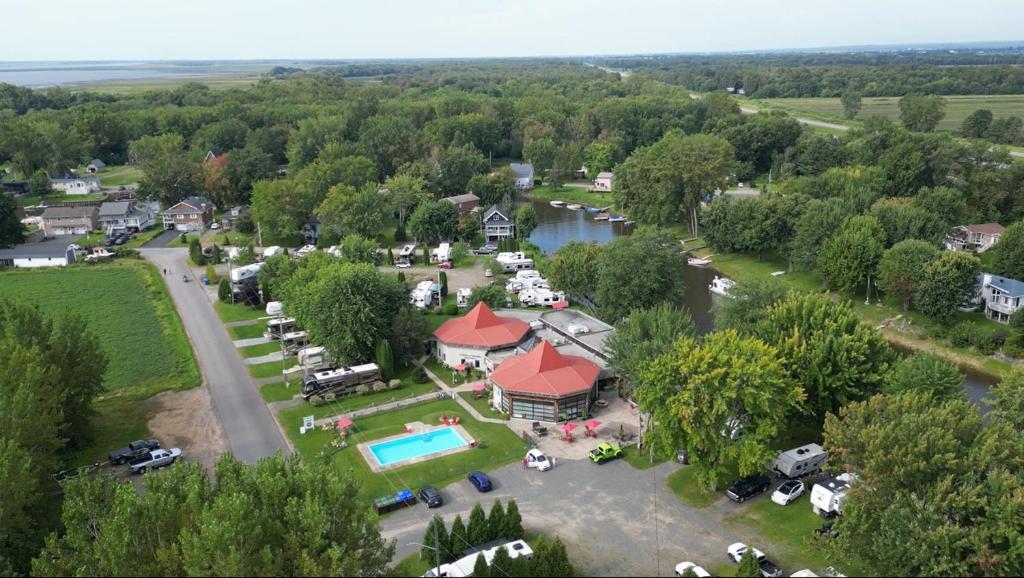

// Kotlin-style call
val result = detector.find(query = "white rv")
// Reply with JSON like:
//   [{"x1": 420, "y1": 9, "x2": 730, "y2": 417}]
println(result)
[
  {"x1": 229, "y1": 263, "x2": 263, "y2": 284},
  {"x1": 423, "y1": 540, "x2": 533, "y2": 578},
  {"x1": 398, "y1": 244, "x2": 417, "y2": 265},
  {"x1": 262, "y1": 245, "x2": 285, "y2": 258},
  {"x1": 519, "y1": 288, "x2": 565, "y2": 307},
  {"x1": 410, "y1": 280, "x2": 438, "y2": 309},
  {"x1": 773, "y1": 444, "x2": 828, "y2": 479},
  {"x1": 280, "y1": 330, "x2": 308, "y2": 355},
  {"x1": 495, "y1": 251, "x2": 534, "y2": 273},
  {"x1": 295, "y1": 244, "x2": 317, "y2": 258},
  {"x1": 431, "y1": 242, "x2": 452, "y2": 263},
  {"x1": 265, "y1": 317, "x2": 296, "y2": 339},
  {"x1": 265, "y1": 301, "x2": 284, "y2": 316},
  {"x1": 296, "y1": 346, "x2": 327, "y2": 370},
  {"x1": 456, "y1": 288, "x2": 472, "y2": 308},
  {"x1": 810, "y1": 473, "x2": 857, "y2": 518}
]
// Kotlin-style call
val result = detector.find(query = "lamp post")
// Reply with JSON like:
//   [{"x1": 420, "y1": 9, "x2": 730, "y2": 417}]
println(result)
[{"x1": 407, "y1": 538, "x2": 440, "y2": 575}]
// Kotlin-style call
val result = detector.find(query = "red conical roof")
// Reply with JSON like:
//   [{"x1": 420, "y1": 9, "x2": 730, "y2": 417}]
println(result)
[
  {"x1": 433, "y1": 302, "x2": 530, "y2": 349},
  {"x1": 491, "y1": 340, "x2": 600, "y2": 398}
]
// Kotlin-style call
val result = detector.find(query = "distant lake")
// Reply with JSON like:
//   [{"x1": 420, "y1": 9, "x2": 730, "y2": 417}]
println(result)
[{"x1": 0, "y1": 61, "x2": 275, "y2": 87}]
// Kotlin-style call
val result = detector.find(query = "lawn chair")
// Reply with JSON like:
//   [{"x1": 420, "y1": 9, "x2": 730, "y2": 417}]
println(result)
[{"x1": 532, "y1": 422, "x2": 549, "y2": 437}]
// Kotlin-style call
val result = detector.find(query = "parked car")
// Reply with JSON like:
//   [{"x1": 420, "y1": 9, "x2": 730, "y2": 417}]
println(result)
[
  {"x1": 674, "y1": 562, "x2": 711, "y2": 577},
  {"x1": 467, "y1": 471, "x2": 492, "y2": 492},
  {"x1": 108, "y1": 439, "x2": 161, "y2": 464},
  {"x1": 474, "y1": 244, "x2": 497, "y2": 255},
  {"x1": 726, "y1": 475, "x2": 772, "y2": 503},
  {"x1": 113, "y1": 235, "x2": 128, "y2": 246},
  {"x1": 588, "y1": 443, "x2": 623, "y2": 464},
  {"x1": 525, "y1": 448, "x2": 552, "y2": 471},
  {"x1": 210, "y1": 222, "x2": 220, "y2": 229},
  {"x1": 104, "y1": 236, "x2": 116, "y2": 247},
  {"x1": 396, "y1": 261, "x2": 412, "y2": 269},
  {"x1": 727, "y1": 543, "x2": 783, "y2": 578},
  {"x1": 128, "y1": 448, "x2": 181, "y2": 474},
  {"x1": 418, "y1": 486, "x2": 444, "y2": 508},
  {"x1": 771, "y1": 480, "x2": 806, "y2": 506}
]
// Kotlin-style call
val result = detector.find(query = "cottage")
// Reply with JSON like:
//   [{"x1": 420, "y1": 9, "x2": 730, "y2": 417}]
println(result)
[
  {"x1": 509, "y1": 163, "x2": 535, "y2": 190},
  {"x1": 433, "y1": 302, "x2": 531, "y2": 370},
  {"x1": 220, "y1": 205, "x2": 250, "y2": 230},
  {"x1": 99, "y1": 201, "x2": 155, "y2": 234},
  {"x1": 0, "y1": 242, "x2": 77, "y2": 269},
  {"x1": 593, "y1": 172, "x2": 614, "y2": 192},
  {"x1": 204, "y1": 149, "x2": 226, "y2": 163},
  {"x1": 49, "y1": 177, "x2": 101, "y2": 195},
  {"x1": 86, "y1": 159, "x2": 106, "y2": 174},
  {"x1": 483, "y1": 205, "x2": 515, "y2": 243},
  {"x1": 161, "y1": 196, "x2": 215, "y2": 232},
  {"x1": 980, "y1": 273, "x2": 1024, "y2": 323},
  {"x1": 490, "y1": 340, "x2": 601, "y2": 422},
  {"x1": 945, "y1": 224, "x2": 1005, "y2": 253},
  {"x1": 41, "y1": 206, "x2": 99, "y2": 236},
  {"x1": 442, "y1": 193, "x2": 480, "y2": 217}
]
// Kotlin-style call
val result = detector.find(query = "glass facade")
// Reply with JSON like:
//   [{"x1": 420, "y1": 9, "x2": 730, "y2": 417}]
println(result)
[
  {"x1": 509, "y1": 397, "x2": 556, "y2": 422},
  {"x1": 503, "y1": 387, "x2": 594, "y2": 422}
]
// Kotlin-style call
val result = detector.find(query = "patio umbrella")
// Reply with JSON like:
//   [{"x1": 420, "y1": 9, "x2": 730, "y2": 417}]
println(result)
[
  {"x1": 472, "y1": 383, "x2": 486, "y2": 392},
  {"x1": 453, "y1": 364, "x2": 467, "y2": 371},
  {"x1": 337, "y1": 417, "x2": 353, "y2": 430},
  {"x1": 562, "y1": 422, "x2": 578, "y2": 433},
  {"x1": 584, "y1": 419, "x2": 602, "y2": 430}
]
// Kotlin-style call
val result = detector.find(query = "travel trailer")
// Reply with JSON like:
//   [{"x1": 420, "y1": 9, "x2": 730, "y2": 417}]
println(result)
[
  {"x1": 296, "y1": 346, "x2": 328, "y2": 370},
  {"x1": 301, "y1": 363, "x2": 382, "y2": 400},
  {"x1": 410, "y1": 280, "x2": 439, "y2": 309},
  {"x1": 495, "y1": 251, "x2": 534, "y2": 273},
  {"x1": 810, "y1": 473, "x2": 857, "y2": 518},
  {"x1": 772, "y1": 444, "x2": 828, "y2": 479},
  {"x1": 431, "y1": 242, "x2": 452, "y2": 263},
  {"x1": 229, "y1": 263, "x2": 263, "y2": 285},
  {"x1": 264, "y1": 317, "x2": 296, "y2": 339},
  {"x1": 265, "y1": 301, "x2": 283, "y2": 316},
  {"x1": 280, "y1": 330, "x2": 308, "y2": 355},
  {"x1": 519, "y1": 288, "x2": 566, "y2": 307},
  {"x1": 262, "y1": 245, "x2": 285, "y2": 258},
  {"x1": 397, "y1": 244, "x2": 417, "y2": 265},
  {"x1": 456, "y1": 288, "x2": 472, "y2": 308}
]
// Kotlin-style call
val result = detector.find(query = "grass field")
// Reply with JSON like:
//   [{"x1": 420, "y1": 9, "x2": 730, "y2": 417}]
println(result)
[
  {"x1": 227, "y1": 322, "x2": 267, "y2": 340},
  {"x1": 457, "y1": 391, "x2": 507, "y2": 420},
  {"x1": 249, "y1": 357, "x2": 299, "y2": 379},
  {"x1": 759, "y1": 94, "x2": 1024, "y2": 133},
  {"x1": 71, "y1": 75, "x2": 259, "y2": 95},
  {"x1": 279, "y1": 399, "x2": 528, "y2": 499},
  {"x1": 526, "y1": 185, "x2": 616, "y2": 208},
  {"x1": 96, "y1": 165, "x2": 144, "y2": 187},
  {"x1": 216, "y1": 301, "x2": 267, "y2": 323}
]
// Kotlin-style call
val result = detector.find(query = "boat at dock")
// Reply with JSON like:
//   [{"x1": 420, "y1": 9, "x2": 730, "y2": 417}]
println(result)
[
  {"x1": 550, "y1": 200, "x2": 565, "y2": 207},
  {"x1": 585, "y1": 207, "x2": 600, "y2": 213},
  {"x1": 708, "y1": 276, "x2": 737, "y2": 298},
  {"x1": 688, "y1": 257, "x2": 712, "y2": 266},
  {"x1": 608, "y1": 215, "x2": 625, "y2": 222},
  {"x1": 566, "y1": 204, "x2": 582, "y2": 211},
  {"x1": 593, "y1": 212, "x2": 610, "y2": 221}
]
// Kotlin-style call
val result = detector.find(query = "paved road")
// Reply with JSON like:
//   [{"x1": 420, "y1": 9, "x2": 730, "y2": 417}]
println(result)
[
  {"x1": 143, "y1": 229, "x2": 182, "y2": 248},
  {"x1": 381, "y1": 459, "x2": 750, "y2": 577},
  {"x1": 141, "y1": 248, "x2": 290, "y2": 462}
]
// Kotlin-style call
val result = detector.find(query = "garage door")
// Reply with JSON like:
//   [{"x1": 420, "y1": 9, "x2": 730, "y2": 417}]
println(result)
[
  {"x1": 73, "y1": 226, "x2": 88, "y2": 235},
  {"x1": 175, "y1": 223, "x2": 189, "y2": 232},
  {"x1": 53, "y1": 227, "x2": 68, "y2": 236}
]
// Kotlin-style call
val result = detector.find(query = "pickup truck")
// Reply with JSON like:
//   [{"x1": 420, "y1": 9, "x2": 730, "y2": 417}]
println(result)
[
  {"x1": 589, "y1": 443, "x2": 623, "y2": 464},
  {"x1": 108, "y1": 439, "x2": 161, "y2": 464},
  {"x1": 128, "y1": 448, "x2": 182, "y2": 474}
]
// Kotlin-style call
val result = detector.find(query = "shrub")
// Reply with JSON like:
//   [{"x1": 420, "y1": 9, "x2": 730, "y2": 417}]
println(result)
[
  {"x1": 180, "y1": 233, "x2": 188, "y2": 245},
  {"x1": 205, "y1": 264, "x2": 217, "y2": 283},
  {"x1": 432, "y1": 306, "x2": 444, "y2": 315},
  {"x1": 218, "y1": 278, "x2": 231, "y2": 302},
  {"x1": 1003, "y1": 333, "x2": 1024, "y2": 358},
  {"x1": 412, "y1": 366, "x2": 429, "y2": 384},
  {"x1": 113, "y1": 247, "x2": 140, "y2": 259},
  {"x1": 387, "y1": 379, "x2": 402, "y2": 390},
  {"x1": 972, "y1": 332, "x2": 999, "y2": 355},
  {"x1": 444, "y1": 303, "x2": 459, "y2": 316},
  {"x1": 947, "y1": 321, "x2": 978, "y2": 348}
]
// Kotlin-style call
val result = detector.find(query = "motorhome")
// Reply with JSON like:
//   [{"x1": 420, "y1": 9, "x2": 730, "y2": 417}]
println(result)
[
  {"x1": 431, "y1": 242, "x2": 452, "y2": 263},
  {"x1": 262, "y1": 245, "x2": 285, "y2": 258},
  {"x1": 229, "y1": 263, "x2": 263, "y2": 285},
  {"x1": 410, "y1": 280, "x2": 439, "y2": 309},
  {"x1": 398, "y1": 244, "x2": 417, "y2": 265},
  {"x1": 773, "y1": 444, "x2": 828, "y2": 478},
  {"x1": 301, "y1": 363, "x2": 382, "y2": 400},
  {"x1": 810, "y1": 473, "x2": 857, "y2": 518},
  {"x1": 264, "y1": 317, "x2": 296, "y2": 339},
  {"x1": 423, "y1": 540, "x2": 534, "y2": 578},
  {"x1": 495, "y1": 251, "x2": 534, "y2": 273},
  {"x1": 296, "y1": 346, "x2": 327, "y2": 370},
  {"x1": 456, "y1": 288, "x2": 472, "y2": 308},
  {"x1": 519, "y1": 288, "x2": 565, "y2": 307},
  {"x1": 281, "y1": 330, "x2": 308, "y2": 354}
]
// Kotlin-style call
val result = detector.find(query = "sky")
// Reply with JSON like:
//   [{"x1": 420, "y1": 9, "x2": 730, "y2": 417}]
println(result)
[{"x1": 5, "y1": 0, "x2": 1024, "y2": 61}]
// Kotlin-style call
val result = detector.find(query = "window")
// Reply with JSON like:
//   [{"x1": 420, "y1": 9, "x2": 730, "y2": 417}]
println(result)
[{"x1": 510, "y1": 397, "x2": 555, "y2": 422}]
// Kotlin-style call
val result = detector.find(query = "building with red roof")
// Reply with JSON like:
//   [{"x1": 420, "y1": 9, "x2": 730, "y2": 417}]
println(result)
[
  {"x1": 490, "y1": 340, "x2": 601, "y2": 422},
  {"x1": 433, "y1": 302, "x2": 531, "y2": 371}
]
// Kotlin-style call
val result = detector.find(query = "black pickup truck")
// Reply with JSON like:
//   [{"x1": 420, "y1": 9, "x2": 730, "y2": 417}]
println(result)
[{"x1": 108, "y1": 439, "x2": 161, "y2": 464}]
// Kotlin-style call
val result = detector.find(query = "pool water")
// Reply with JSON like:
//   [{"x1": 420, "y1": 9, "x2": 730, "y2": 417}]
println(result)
[{"x1": 368, "y1": 427, "x2": 468, "y2": 467}]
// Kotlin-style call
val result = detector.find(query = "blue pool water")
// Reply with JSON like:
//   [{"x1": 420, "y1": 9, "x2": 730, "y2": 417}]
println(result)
[{"x1": 369, "y1": 427, "x2": 468, "y2": 466}]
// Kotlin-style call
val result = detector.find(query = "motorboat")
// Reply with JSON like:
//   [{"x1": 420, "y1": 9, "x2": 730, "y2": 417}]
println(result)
[
  {"x1": 608, "y1": 215, "x2": 625, "y2": 223},
  {"x1": 585, "y1": 207, "x2": 601, "y2": 213},
  {"x1": 688, "y1": 257, "x2": 712, "y2": 266},
  {"x1": 593, "y1": 212, "x2": 610, "y2": 221},
  {"x1": 708, "y1": 276, "x2": 737, "y2": 298},
  {"x1": 550, "y1": 200, "x2": 565, "y2": 207},
  {"x1": 566, "y1": 204, "x2": 582, "y2": 210}
]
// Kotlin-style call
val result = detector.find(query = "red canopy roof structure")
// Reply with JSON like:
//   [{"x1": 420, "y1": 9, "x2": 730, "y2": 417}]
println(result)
[
  {"x1": 337, "y1": 417, "x2": 353, "y2": 430},
  {"x1": 433, "y1": 302, "x2": 530, "y2": 349},
  {"x1": 491, "y1": 340, "x2": 600, "y2": 398}
]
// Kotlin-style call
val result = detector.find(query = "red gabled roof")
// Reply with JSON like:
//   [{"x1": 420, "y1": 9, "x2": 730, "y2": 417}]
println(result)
[
  {"x1": 433, "y1": 302, "x2": 530, "y2": 349},
  {"x1": 491, "y1": 340, "x2": 600, "y2": 398}
]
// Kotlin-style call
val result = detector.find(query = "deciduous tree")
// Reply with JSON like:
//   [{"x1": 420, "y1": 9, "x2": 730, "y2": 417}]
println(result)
[
  {"x1": 409, "y1": 201, "x2": 459, "y2": 244},
  {"x1": 914, "y1": 251, "x2": 980, "y2": 324},
  {"x1": 0, "y1": 193, "x2": 25, "y2": 248},
  {"x1": 898, "y1": 94, "x2": 946, "y2": 133},
  {"x1": 877, "y1": 239, "x2": 940, "y2": 310},
  {"x1": 818, "y1": 215, "x2": 886, "y2": 293},
  {"x1": 546, "y1": 240, "x2": 603, "y2": 303},
  {"x1": 596, "y1": 228, "x2": 686, "y2": 322},
  {"x1": 840, "y1": 90, "x2": 863, "y2": 119},
  {"x1": 882, "y1": 352, "x2": 964, "y2": 400},
  {"x1": 607, "y1": 304, "x2": 696, "y2": 396}
]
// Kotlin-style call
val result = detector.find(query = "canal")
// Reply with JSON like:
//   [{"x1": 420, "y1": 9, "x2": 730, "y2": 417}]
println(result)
[{"x1": 524, "y1": 198, "x2": 998, "y2": 404}]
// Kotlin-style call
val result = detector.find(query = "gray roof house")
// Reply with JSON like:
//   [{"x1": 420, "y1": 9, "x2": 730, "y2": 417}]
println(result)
[
  {"x1": 0, "y1": 241, "x2": 77, "y2": 269},
  {"x1": 509, "y1": 163, "x2": 535, "y2": 190},
  {"x1": 40, "y1": 206, "x2": 99, "y2": 236},
  {"x1": 161, "y1": 196, "x2": 215, "y2": 232},
  {"x1": 87, "y1": 159, "x2": 107, "y2": 173},
  {"x1": 99, "y1": 201, "x2": 155, "y2": 233},
  {"x1": 981, "y1": 273, "x2": 1024, "y2": 323},
  {"x1": 483, "y1": 205, "x2": 515, "y2": 243}
]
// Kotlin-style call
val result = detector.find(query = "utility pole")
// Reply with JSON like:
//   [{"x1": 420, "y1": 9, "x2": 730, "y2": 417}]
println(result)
[{"x1": 257, "y1": 221, "x2": 264, "y2": 254}]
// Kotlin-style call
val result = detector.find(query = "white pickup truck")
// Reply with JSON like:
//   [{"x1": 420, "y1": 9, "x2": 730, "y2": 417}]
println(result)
[{"x1": 129, "y1": 448, "x2": 182, "y2": 474}]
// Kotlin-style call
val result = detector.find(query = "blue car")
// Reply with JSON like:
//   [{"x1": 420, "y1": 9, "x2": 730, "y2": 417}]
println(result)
[{"x1": 467, "y1": 471, "x2": 492, "y2": 492}]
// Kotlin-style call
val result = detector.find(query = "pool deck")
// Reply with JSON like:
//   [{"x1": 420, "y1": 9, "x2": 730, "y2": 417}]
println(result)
[{"x1": 357, "y1": 422, "x2": 475, "y2": 473}]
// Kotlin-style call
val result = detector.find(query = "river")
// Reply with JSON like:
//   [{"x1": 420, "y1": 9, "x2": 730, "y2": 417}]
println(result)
[{"x1": 524, "y1": 198, "x2": 998, "y2": 403}]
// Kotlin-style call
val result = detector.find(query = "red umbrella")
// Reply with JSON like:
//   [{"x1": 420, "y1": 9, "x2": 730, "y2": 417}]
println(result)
[
  {"x1": 453, "y1": 364, "x2": 467, "y2": 372},
  {"x1": 337, "y1": 417, "x2": 353, "y2": 430},
  {"x1": 584, "y1": 419, "x2": 602, "y2": 430},
  {"x1": 472, "y1": 383, "x2": 486, "y2": 392},
  {"x1": 562, "y1": 422, "x2": 578, "y2": 432},
  {"x1": 552, "y1": 301, "x2": 569, "y2": 310}
]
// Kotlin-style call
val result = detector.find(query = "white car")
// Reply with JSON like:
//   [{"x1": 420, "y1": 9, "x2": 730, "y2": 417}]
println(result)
[
  {"x1": 771, "y1": 480, "x2": 806, "y2": 506},
  {"x1": 396, "y1": 261, "x2": 412, "y2": 269},
  {"x1": 525, "y1": 448, "x2": 552, "y2": 471},
  {"x1": 727, "y1": 543, "x2": 765, "y2": 564},
  {"x1": 210, "y1": 222, "x2": 221, "y2": 230},
  {"x1": 674, "y1": 562, "x2": 711, "y2": 577}
]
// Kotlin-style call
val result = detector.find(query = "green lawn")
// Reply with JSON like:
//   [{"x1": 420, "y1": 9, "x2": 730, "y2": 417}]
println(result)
[
  {"x1": 526, "y1": 185, "x2": 615, "y2": 208},
  {"x1": 238, "y1": 340, "x2": 283, "y2": 358},
  {"x1": 392, "y1": 553, "x2": 431, "y2": 577},
  {"x1": 260, "y1": 380, "x2": 301, "y2": 403},
  {"x1": 424, "y1": 358, "x2": 478, "y2": 387},
  {"x1": 248, "y1": 357, "x2": 298, "y2": 379},
  {"x1": 280, "y1": 399, "x2": 528, "y2": 499},
  {"x1": 216, "y1": 301, "x2": 267, "y2": 323},
  {"x1": 287, "y1": 382, "x2": 442, "y2": 421},
  {"x1": 621, "y1": 445, "x2": 671, "y2": 470},
  {"x1": 95, "y1": 165, "x2": 144, "y2": 187},
  {"x1": 668, "y1": 466, "x2": 728, "y2": 508},
  {"x1": 457, "y1": 391, "x2": 507, "y2": 420},
  {"x1": 228, "y1": 322, "x2": 267, "y2": 340}
]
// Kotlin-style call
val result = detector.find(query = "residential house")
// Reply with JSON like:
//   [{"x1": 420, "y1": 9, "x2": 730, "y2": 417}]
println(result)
[
  {"x1": 41, "y1": 206, "x2": 99, "y2": 236},
  {"x1": 980, "y1": 273, "x2": 1024, "y2": 323},
  {"x1": 593, "y1": 172, "x2": 614, "y2": 192},
  {"x1": 220, "y1": 205, "x2": 250, "y2": 230},
  {"x1": 98, "y1": 201, "x2": 155, "y2": 234},
  {"x1": 945, "y1": 223, "x2": 1005, "y2": 253},
  {"x1": 204, "y1": 149, "x2": 226, "y2": 163},
  {"x1": 86, "y1": 159, "x2": 107, "y2": 173},
  {"x1": 160, "y1": 196, "x2": 215, "y2": 232},
  {"x1": 442, "y1": 193, "x2": 480, "y2": 217},
  {"x1": 509, "y1": 163, "x2": 535, "y2": 190},
  {"x1": 49, "y1": 177, "x2": 101, "y2": 195},
  {"x1": 0, "y1": 241, "x2": 77, "y2": 269},
  {"x1": 482, "y1": 205, "x2": 515, "y2": 243}
]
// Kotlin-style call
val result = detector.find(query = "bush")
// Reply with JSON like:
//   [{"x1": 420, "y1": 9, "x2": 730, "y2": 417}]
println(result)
[
  {"x1": 218, "y1": 278, "x2": 231, "y2": 302},
  {"x1": 432, "y1": 306, "x2": 444, "y2": 315},
  {"x1": 972, "y1": 331, "x2": 999, "y2": 355},
  {"x1": 387, "y1": 379, "x2": 402, "y2": 390},
  {"x1": 180, "y1": 233, "x2": 188, "y2": 245},
  {"x1": 444, "y1": 303, "x2": 459, "y2": 316},
  {"x1": 947, "y1": 321, "x2": 978, "y2": 348},
  {"x1": 205, "y1": 264, "x2": 217, "y2": 283},
  {"x1": 112, "y1": 247, "x2": 140, "y2": 259},
  {"x1": 412, "y1": 366, "x2": 429, "y2": 384},
  {"x1": 1003, "y1": 333, "x2": 1024, "y2": 358}
]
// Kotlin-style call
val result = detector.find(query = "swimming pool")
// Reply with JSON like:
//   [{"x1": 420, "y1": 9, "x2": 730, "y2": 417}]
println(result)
[{"x1": 368, "y1": 427, "x2": 469, "y2": 467}]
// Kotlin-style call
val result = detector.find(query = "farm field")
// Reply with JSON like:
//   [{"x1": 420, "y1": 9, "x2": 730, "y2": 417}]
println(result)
[
  {"x1": 69, "y1": 75, "x2": 260, "y2": 95},
  {"x1": 759, "y1": 94, "x2": 1024, "y2": 133}
]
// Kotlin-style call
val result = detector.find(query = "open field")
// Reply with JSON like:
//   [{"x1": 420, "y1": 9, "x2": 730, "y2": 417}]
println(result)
[
  {"x1": 279, "y1": 399, "x2": 527, "y2": 499},
  {"x1": 759, "y1": 94, "x2": 1024, "y2": 133},
  {"x1": 96, "y1": 165, "x2": 144, "y2": 187}
]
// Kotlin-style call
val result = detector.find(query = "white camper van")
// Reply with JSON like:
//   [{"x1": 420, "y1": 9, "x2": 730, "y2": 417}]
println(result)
[
  {"x1": 229, "y1": 262, "x2": 263, "y2": 284},
  {"x1": 810, "y1": 473, "x2": 857, "y2": 518},
  {"x1": 495, "y1": 251, "x2": 534, "y2": 273},
  {"x1": 410, "y1": 280, "x2": 438, "y2": 309},
  {"x1": 773, "y1": 444, "x2": 828, "y2": 479}
]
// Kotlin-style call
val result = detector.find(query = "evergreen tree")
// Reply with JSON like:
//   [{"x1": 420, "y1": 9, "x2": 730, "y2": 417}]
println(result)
[
  {"x1": 467, "y1": 502, "x2": 488, "y2": 548},
  {"x1": 387, "y1": 247, "x2": 395, "y2": 265},
  {"x1": 188, "y1": 237, "x2": 205, "y2": 265},
  {"x1": 472, "y1": 553, "x2": 491, "y2": 578},
  {"x1": 439, "y1": 270, "x2": 448, "y2": 298},
  {"x1": 489, "y1": 545, "x2": 513, "y2": 578},
  {"x1": 487, "y1": 499, "x2": 506, "y2": 541},
  {"x1": 738, "y1": 550, "x2": 762, "y2": 577},
  {"x1": 397, "y1": 271, "x2": 406, "y2": 283},
  {"x1": 375, "y1": 339, "x2": 394, "y2": 381},
  {"x1": 449, "y1": 514, "x2": 469, "y2": 560},
  {"x1": 218, "y1": 277, "x2": 231, "y2": 302},
  {"x1": 421, "y1": 515, "x2": 448, "y2": 566},
  {"x1": 541, "y1": 536, "x2": 575, "y2": 577},
  {"x1": 502, "y1": 499, "x2": 524, "y2": 540}
]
